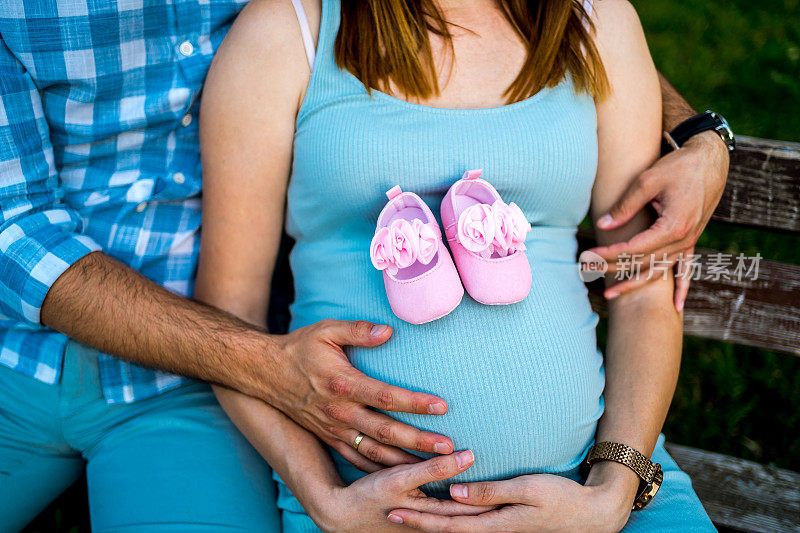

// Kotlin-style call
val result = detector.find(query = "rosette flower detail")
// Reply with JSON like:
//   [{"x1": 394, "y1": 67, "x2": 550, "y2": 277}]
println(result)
[
  {"x1": 370, "y1": 226, "x2": 397, "y2": 275},
  {"x1": 456, "y1": 203, "x2": 496, "y2": 256},
  {"x1": 491, "y1": 200, "x2": 514, "y2": 257},
  {"x1": 389, "y1": 219, "x2": 419, "y2": 269},
  {"x1": 370, "y1": 218, "x2": 441, "y2": 274},
  {"x1": 507, "y1": 201, "x2": 532, "y2": 252},
  {"x1": 457, "y1": 200, "x2": 531, "y2": 258},
  {"x1": 414, "y1": 219, "x2": 439, "y2": 265}
]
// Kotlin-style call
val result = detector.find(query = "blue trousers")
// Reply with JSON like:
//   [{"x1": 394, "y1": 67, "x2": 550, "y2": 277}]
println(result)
[{"x1": 0, "y1": 341, "x2": 281, "y2": 533}]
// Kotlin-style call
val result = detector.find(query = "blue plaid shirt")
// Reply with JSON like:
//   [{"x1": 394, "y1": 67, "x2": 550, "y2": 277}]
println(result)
[{"x1": 0, "y1": 0, "x2": 248, "y2": 404}]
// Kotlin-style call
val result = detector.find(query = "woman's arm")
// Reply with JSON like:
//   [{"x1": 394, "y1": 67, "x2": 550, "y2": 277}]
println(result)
[
  {"x1": 197, "y1": 1, "x2": 343, "y2": 522},
  {"x1": 390, "y1": 1, "x2": 676, "y2": 531},
  {"x1": 585, "y1": 0, "x2": 679, "y2": 512},
  {"x1": 196, "y1": 0, "x2": 455, "y2": 472},
  {"x1": 196, "y1": 1, "x2": 493, "y2": 530}
]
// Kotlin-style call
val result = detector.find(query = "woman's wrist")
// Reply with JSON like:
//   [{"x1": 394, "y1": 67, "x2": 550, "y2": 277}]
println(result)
[
  {"x1": 584, "y1": 460, "x2": 640, "y2": 529},
  {"x1": 303, "y1": 481, "x2": 350, "y2": 533}
]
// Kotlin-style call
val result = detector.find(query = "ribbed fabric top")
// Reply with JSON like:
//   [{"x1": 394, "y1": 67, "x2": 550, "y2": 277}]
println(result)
[{"x1": 286, "y1": 0, "x2": 604, "y2": 496}]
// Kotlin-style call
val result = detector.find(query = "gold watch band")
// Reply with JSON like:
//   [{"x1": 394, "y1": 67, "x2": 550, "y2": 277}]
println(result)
[{"x1": 585, "y1": 441, "x2": 659, "y2": 483}]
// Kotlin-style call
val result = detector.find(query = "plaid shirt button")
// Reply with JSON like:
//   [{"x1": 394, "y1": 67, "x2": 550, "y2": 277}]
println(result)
[{"x1": 179, "y1": 41, "x2": 194, "y2": 56}]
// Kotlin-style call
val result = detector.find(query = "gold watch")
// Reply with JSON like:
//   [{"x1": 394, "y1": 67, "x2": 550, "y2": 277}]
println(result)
[{"x1": 581, "y1": 442, "x2": 663, "y2": 511}]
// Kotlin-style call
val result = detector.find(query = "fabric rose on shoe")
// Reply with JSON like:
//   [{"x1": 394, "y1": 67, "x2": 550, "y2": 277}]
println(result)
[
  {"x1": 507, "y1": 201, "x2": 532, "y2": 252},
  {"x1": 389, "y1": 219, "x2": 419, "y2": 269},
  {"x1": 491, "y1": 200, "x2": 515, "y2": 257},
  {"x1": 414, "y1": 219, "x2": 439, "y2": 265},
  {"x1": 370, "y1": 226, "x2": 397, "y2": 275},
  {"x1": 457, "y1": 203, "x2": 496, "y2": 256}
]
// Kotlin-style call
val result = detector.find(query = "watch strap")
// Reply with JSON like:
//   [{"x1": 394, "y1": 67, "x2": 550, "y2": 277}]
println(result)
[
  {"x1": 661, "y1": 110, "x2": 735, "y2": 154},
  {"x1": 584, "y1": 441, "x2": 660, "y2": 483},
  {"x1": 669, "y1": 112, "x2": 720, "y2": 147}
]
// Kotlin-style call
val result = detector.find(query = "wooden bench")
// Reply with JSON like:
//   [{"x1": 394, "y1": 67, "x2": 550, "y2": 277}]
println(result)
[{"x1": 582, "y1": 136, "x2": 800, "y2": 533}]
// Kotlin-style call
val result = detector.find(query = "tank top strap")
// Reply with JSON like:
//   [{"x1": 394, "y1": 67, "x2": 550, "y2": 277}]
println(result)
[
  {"x1": 290, "y1": 0, "x2": 316, "y2": 71},
  {"x1": 297, "y1": 0, "x2": 357, "y2": 123}
]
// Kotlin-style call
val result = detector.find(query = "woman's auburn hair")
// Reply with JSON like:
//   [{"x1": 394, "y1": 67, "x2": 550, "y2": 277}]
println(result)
[{"x1": 334, "y1": 0, "x2": 609, "y2": 103}]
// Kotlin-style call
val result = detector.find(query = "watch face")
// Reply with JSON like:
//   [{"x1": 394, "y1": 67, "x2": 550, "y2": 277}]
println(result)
[{"x1": 708, "y1": 111, "x2": 736, "y2": 151}]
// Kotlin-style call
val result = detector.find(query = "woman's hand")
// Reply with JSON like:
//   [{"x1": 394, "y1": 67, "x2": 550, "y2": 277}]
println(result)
[
  {"x1": 265, "y1": 319, "x2": 454, "y2": 470},
  {"x1": 388, "y1": 462, "x2": 639, "y2": 533},
  {"x1": 311, "y1": 450, "x2": 494, "y2": 533}
]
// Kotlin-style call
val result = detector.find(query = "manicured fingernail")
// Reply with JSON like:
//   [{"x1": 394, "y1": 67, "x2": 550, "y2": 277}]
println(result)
[
  {"x1": 388, "y1": 514, "x2": 403, "y2": 524},
  {"x1": 451, "y1": 484, "x2": 468, "y2": 499},
  {"x1": 606, "y1": 290, "x2": 619, "y2": 299},
  {"x1": 677, "y1": 298, "x2": 685, "y2": 312},
  {"x1": 597, "y1": 214, "x2": 614, "y2": 228},
  {"x1": 428, "y1": 402, "x2": 447, "y2": 415},
  {"x1": 370, "y1": 324, "x2": 389, "y2": 337},
  {"x1": 455, "y1": 450, "x2": 474, "y2": 469},
  {"x1": 433, "y1": 442, "x2": 451, "y2": 454}
]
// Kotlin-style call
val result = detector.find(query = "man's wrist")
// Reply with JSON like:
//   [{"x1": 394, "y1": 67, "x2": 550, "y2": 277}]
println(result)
[
  {"x1": 683, "y1": 129, "x2": 731, "y2": 159},
  {"x1": 220, "y1": 327, "x2": 283, "y2": 402}
]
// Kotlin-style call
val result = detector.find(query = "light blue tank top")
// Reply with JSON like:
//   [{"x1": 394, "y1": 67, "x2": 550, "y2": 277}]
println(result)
[{"x1": 286, "y1": 0, "x2": 604, "y2": 496}]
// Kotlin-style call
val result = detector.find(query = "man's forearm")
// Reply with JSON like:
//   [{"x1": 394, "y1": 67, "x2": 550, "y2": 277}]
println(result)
[
  {"x1": 40, "y1": 251, "x2": 280, "y2": 399},
  {"x1": 658, "y1": 72, "x2": 696, "y2": 130}
]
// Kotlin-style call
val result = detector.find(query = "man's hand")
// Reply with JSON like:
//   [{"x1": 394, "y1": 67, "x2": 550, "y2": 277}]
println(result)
[
  {"x1": 388, "y1": 462, "x2": 639, "y2": 533},
  {"x1": 268, "y1": 319, "x2": 454, "y2": 468},
  {"x1": 587, "y1": 130, "x2": 729, "y2": 310}
]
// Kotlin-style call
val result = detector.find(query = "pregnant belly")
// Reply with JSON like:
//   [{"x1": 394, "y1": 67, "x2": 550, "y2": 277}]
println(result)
[{"x1": 333, "y1": 272, "x2": 605, "y2": 497}]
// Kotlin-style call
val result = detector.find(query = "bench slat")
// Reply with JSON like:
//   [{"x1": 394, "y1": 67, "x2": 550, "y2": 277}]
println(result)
[
  {"x1": 713, "y1": 136, "x2": 800, "y2": 233},
  {"x1": 665, "y1": 443, "x2": 800, "y2": 533},
  {"x1": 681, "y1": 248, "x2": 800, "y2": 355}
]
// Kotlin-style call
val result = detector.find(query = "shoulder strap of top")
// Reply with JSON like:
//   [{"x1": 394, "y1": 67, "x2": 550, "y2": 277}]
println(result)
[
  {"x1": 583, "y1": 0, "x2": 594, "y2": 17},
  {"x1": 290, "y1": 0, "x2": 316, "y2": 71}
]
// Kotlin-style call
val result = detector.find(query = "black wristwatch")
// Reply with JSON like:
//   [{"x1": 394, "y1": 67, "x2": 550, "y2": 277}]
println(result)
[{"x1": 661, "y1": 110, "x2": 735, "y2": 154}]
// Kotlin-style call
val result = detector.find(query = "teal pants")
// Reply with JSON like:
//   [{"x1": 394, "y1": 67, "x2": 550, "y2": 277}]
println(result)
[{"x1": 0, "y1": 341, "x2": 281, "y2": 533}]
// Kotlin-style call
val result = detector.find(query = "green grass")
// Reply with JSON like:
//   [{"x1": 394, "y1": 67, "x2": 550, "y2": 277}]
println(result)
[
  {"x1": 635, "y1": 0, "x2": 800, "y2": 142},
  {"x1": 24, "y1": 1, "x2": 800, "y2": 530}
]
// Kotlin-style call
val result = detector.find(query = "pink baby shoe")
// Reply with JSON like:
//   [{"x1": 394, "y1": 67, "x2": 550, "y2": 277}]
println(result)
[
  {"x1": 370, "y1": 185, "x2": 464, "y2": 324},
  {"x1": 440, "y1": 170, "x2": 532, "y2": 305}
]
